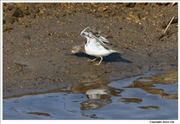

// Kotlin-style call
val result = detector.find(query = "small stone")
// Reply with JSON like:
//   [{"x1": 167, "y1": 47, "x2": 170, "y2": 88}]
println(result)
[
  {"x1": 23, "y1": 35, "x2": 31, "y2": 40},
  {"x1": 56, "y1": 48, "x2": 60, "y2": 52},
  {"x1": 39, "y1": 9, "x2": 44, "y2": 14}
]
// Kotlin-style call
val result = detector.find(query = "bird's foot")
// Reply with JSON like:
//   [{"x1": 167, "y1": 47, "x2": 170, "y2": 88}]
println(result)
[
  {"x1": 94, "y1": 56, "x2": 103, "y2": 65},
  {"x1": 87, "y1": 57, "x2": 98, "y2": 62},
  {"x1": 95, "y1": 62, "x2": 101, "y2": 65}
]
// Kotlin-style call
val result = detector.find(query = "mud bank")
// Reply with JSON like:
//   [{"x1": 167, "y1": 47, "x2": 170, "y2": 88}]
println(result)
[{"x1": 3, "y1": 3, "x2": 178, "y2": 97}]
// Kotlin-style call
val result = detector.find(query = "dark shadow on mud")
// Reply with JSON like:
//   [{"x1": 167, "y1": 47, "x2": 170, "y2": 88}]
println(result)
[{"x1": 68, "y1": 53, "x2": 132, "y2": 64}]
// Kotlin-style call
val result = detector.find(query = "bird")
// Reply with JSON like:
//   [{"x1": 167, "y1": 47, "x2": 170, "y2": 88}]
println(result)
[{"x1": 71, "y1": 27, "x2": 124, "y2": 65}]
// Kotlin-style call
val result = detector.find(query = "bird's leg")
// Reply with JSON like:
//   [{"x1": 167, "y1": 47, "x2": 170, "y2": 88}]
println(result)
[
  {"x1": 95, "y1": 56, "x2": 103, "y2": 65},
  {"x1": 87, "y1": 57, "x2": 98, "y2": 62}
]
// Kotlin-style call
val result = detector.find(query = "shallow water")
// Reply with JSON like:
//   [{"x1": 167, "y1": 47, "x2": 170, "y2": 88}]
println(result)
[{"x1": 3, "y1": 68, "x2": 178, "y2": 120}]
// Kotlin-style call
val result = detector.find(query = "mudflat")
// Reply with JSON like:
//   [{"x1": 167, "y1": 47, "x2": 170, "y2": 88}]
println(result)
[{"x1": 3, "y1": 3, "x2": 178, "y2": 98}]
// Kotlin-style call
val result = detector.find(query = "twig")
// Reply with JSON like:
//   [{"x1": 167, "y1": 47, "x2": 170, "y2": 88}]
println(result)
[
  {"x1": 163, "y1": 16, "x2": 174, "y2": 34},
  {"x1": 171, "y1": 2, "x2": 176, "y2": 7}
]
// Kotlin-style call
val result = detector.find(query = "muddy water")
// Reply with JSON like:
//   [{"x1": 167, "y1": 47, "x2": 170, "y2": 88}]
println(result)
[{"x1": 3, "y1": 67, "x2": 177, "y2": 120}]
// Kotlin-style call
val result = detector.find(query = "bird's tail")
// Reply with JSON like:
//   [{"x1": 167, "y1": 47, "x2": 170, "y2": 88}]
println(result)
[{"x1": 112, "y1": 50, "x2": 124, "y2": 54}]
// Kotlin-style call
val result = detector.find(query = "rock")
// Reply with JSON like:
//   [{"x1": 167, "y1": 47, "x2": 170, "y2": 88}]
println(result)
[
  {"x1": 4, "y1": 16, "x2": 15, "y2": 24},
  {"x1": 125, "y1": 3, "x2": 136, "y2": 8},
  {"x1": 11, "y1": 7, "x2": 24, "y2": 17}
]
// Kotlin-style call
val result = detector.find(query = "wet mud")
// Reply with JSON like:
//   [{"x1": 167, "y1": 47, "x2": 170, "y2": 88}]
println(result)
[
  {"x1": 3, "y1": 3, "x2": 178, "y2": 98},
  {"x1": 3, "y1": 67, "x2": 178, "y2": 119}
]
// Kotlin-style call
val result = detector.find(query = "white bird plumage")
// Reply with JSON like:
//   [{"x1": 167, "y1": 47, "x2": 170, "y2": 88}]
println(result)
[{"x1": 72, "y1": 27, "x2": 124, "y2": 65}]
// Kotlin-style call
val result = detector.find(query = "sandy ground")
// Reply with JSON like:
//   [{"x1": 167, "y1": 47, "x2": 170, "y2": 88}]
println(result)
[{"x1": 3, "y1": 3, "x2": 178, "y2": 98}]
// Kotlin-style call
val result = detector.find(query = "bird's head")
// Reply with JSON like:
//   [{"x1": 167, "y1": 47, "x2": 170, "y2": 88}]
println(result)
[{"x1": 71, "y1": 45, "x2": 84, "y2": 54}]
